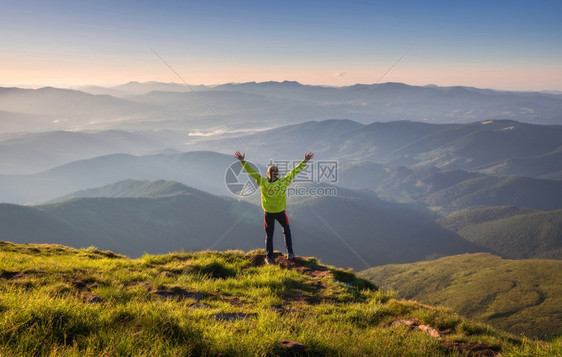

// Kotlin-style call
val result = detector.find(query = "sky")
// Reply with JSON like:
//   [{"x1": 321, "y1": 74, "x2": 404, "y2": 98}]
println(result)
[{"x1": 2, "y1": 0, "x2": 561, "y2": 91}]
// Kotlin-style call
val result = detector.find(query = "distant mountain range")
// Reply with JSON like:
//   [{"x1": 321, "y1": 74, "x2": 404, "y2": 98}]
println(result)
[
  {"x1": 3, "y1": 116, "x2": 561, "y2": 177},
  {"x1": 0, "y1": 129, "x2": 185, "y2": 174},
  {"x1": 1, "y1": 117, "x2": 561, "y2": 212},
  {"x1": 2, "y1": 81, "x2": 562, "y2": 135},
  {"x1": 123, "y1": 81, "x2": 562, "y2": 126},
  {"x1": 191, "y1": 119, "x2": 562, "y2": 179},
  {"x1": 2, "y1": 147, "x2": 561, "y2": 212},
  {"x1": 340, "y1": 164, "x2": 562, "y2": 211},
  {"x1": 0, "y1": 151, "x2": 237, "y2": 203},
  {"x1": 78, "y1": 81, "x2": 209, "y2": 97},
  {"x1": 359, "y1": 253, "x2": 562, "y2": 339},
  {"x1": 0, "y1": 86, "x2": 154, "y2": 129}
]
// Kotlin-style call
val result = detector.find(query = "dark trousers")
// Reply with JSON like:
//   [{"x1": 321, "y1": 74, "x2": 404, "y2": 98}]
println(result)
[{"x1": 264, "y1": 210, "x2": 293, "y2": 258}]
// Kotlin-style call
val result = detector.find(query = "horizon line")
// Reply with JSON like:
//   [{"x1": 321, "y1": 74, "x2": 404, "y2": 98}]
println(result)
[{"x1": 2, "y1": 80, "x2": 561, "y2": 94}]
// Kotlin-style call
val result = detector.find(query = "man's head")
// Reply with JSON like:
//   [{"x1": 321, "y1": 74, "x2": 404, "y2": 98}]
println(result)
[{"x1": 267, "y1": 165, "x2": 279, "y2": 181}]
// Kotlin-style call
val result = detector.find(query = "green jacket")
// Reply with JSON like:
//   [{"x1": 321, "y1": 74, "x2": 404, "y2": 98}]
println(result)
[{"x1": 241, "y1": 160, "x2": 308, "y2": 213}]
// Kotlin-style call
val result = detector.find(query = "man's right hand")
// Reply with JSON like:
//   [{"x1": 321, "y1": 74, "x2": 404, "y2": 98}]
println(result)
[{"x1": 234, "y1": 151, "x2": 245, "y2": 161}]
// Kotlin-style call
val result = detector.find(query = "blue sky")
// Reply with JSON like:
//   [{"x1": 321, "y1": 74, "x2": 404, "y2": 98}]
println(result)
[{"x1": 2, "y1": 0, "x2": 561, "y2": 90}]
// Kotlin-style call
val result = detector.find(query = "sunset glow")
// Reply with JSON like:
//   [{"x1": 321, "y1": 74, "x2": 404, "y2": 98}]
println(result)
[{"x1": 1, "y1": 0, "x2": 561, "y2": 91}]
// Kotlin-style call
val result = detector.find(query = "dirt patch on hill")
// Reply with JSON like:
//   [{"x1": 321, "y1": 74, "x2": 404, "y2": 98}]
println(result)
[
  {"x1": 0, "y1": 271, "x2": 25, "y2": 280},
  {"x1": 391, "y1": 318, "x2": 501, "y2": 357},
  {"x1": 247, "y1": 252, "x2": 333, "y2": 306},
  {"x1": 67, "y1": 278, "x2": 104, "y2": 304},
  {"x1": 283, "y1": 291, "x2": 321, "y2": 306},
  {"x1": 247, "y1": 252, "x2": 331, "y2": 278},
  {"x1": 69, "y1": 278, "x2": 97, "y2": 292},
  {"x1": 443, "y1": 341, "x2": 501, "y2": 357}
]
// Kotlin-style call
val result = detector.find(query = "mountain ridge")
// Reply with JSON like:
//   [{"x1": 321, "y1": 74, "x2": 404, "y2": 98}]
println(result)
[
  {"x1": 1, "y1": 118, "x2": 560, "y2": 178},
  {"x1": 3, "y1": 81, "x2": 562, "y2": 135},
  {"x1": 47, "y1": 179, "x2": 202, "y2": 202},
  {"x1": 437, "y1": 207, "x2": 562, "y2": 259}
]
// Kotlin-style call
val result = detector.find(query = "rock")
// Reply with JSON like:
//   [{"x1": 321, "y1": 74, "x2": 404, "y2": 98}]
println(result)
[
  {"x1": 391, "y1": 318, "x2": 442, "y2": 339},
  {"x1": 279, "y1": 340, "x2": 307, "y2": 354},
  {"x1": 417, "y1": 324, "x2": 441, "y2": 339},
  {"x1": 88, "y1": 296, "x2": 103, "y2": 304},
  {"x1": 191, "y1": 292, "x2": 203, "y2": 302}
]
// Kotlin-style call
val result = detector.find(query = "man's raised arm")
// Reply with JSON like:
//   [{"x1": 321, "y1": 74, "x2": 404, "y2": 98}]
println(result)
[
  {"x1": 234, "y1": 151, "x2": 262, "y2": 184},
  {"x1": 284, "y1": 152, "x2": 314, "y2": 181}
]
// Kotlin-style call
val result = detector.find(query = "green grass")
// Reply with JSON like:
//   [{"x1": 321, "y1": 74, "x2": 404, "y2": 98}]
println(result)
[
  {"x1": 0, "y1": 242, "x2": 558, "y2": 356},
  {"x1": 360, "y1": 253, "x2": 562, "y2": 340}
]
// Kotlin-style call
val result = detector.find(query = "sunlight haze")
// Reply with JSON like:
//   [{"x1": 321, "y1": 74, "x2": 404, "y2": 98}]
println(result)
[{"x1": 1, "y1": 0, "x2": 561, "y2": 91}]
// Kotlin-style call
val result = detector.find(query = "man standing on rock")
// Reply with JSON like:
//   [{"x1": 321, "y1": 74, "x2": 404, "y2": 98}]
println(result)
[{"x1": 234, "y1": 151, "x2": 314, "y2": 264}]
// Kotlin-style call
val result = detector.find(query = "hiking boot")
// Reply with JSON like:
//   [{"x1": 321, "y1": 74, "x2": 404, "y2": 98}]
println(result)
[
  {"x1": 287, "y1": 253, "x2": 295, "y2": 260},
  {"x1": 265, "y1": 256, "x2": 274, "y2": 265}
]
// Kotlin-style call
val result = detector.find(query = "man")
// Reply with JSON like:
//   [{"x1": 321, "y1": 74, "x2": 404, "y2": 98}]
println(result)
[{"x1": 234, "y1": 151, "x2": 314, "y2": 264}]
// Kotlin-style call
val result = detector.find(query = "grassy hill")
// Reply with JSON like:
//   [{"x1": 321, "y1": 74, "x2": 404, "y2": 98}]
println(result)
[
  {"x1": 0, "y1": 242, "x2": 559, "y2": 356},
  {"x1": 359, "y1": 253, "x2": 562, "y2": 340},
  {"x1": 437, "y1": 207, "x2": 562, "y2": 259}
]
